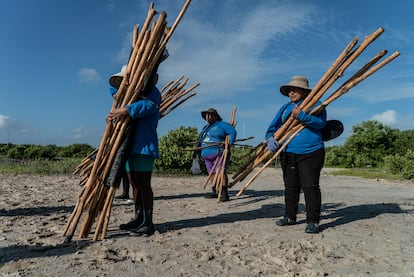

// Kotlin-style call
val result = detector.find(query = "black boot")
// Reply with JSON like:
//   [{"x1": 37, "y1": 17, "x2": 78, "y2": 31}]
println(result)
[
  {"x1": 119, "y1": 204, "x2": 143, "y2": 230},
  {"x1": 204, "y1": 186, "x2": 218, "y2": 199},
  {"x1": 211, "y1": 186, "x2": 218, "y2": 198},
  {"x1": 130, "y1": 209, "x2": 155, "y2": 236},
  {"x1": 220, "y1": 186, "x2": 230, "y2": 202}
]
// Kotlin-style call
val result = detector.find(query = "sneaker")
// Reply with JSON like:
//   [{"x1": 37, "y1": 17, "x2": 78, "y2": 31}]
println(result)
[
  {"x1": 275, "y1": 217, "x2": 296, "y2": 226},
  {"x1": 305, "y1": 223, "x2": 320, "y2": 234}
]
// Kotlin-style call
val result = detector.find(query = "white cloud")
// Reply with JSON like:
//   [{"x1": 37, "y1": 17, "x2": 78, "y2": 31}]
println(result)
[
  {"x1": 0, "y1": 114, "x2": 10, "y2": 129},
  {"x1": 78, "y1": 68, "x2": 101, "y2": 83},
  {"x1": 160, "y1": 2, "x2": 320, "y2": 104},
  {"x1": 73, "y1": 126, "x2": 86, "y2": 139},
  {"x1": 395, "y1": 113, "x2": 414, "y2": 130},
  {"x1": 105, "y1": 0, "x2": 115, "y2": 12},
  {"x1": 114, "y1": 31, "x2": 133, "y2": 64},
  {"x1": 371, "y1": 110, "x2": 399, "y2": 127}
]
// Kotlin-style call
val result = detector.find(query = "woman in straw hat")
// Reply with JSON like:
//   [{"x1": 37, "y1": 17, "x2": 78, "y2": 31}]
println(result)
[
  {"x1": 107, "y1": 66, "x2": 161, "y2": 236},
  {"x1": 199, "y1": 108, "x2": 237, "y2": 202},
  {"x1": 265, "y1": 76, "x2": 326, "y2": 234}
]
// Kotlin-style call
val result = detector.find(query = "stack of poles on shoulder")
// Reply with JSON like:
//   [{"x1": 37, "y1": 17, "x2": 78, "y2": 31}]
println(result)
[
  {"x1": 74, "y1": 76, "x2": 200, "y2": 186},
  {"x1": 230, "y1": 27, "x2": 400, "y2": 197},
  {"x1": 201, "y1": 107, "x2": 237, "y2": 202},
  {"x1": 64, "y1": 0, "x2": 192, "y2": 242},
  {"x1": 160, "y1": 76, "x2": 200, "y2": 117}
]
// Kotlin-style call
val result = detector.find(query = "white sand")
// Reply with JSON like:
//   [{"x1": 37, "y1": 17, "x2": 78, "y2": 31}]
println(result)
[{"x1": 0, "y1": 168, "x2": 413, "y2": 276}]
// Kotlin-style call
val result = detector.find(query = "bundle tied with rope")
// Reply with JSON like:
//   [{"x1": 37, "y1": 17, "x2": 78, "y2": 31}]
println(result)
[
  {"x1": 230, "y1": 27, "x2": 400, "y2": 196},
  {"x1": 64, "y1": 0, "x2": 193, "y2": 242}
]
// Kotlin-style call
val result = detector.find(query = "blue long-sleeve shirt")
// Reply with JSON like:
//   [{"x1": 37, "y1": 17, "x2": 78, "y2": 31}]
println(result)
[
  {"x1": 126, "y1": 86, "x2": 161, "y2": 159},
  {"x1": 265, "y1": 100, "x2": 326, "y2": 154},
  {"x1": 199, "y1": 121, "x2": 237, "y2": 157}
]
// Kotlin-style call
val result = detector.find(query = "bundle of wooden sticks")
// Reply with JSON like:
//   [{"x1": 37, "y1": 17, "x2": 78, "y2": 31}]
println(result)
[
  {"x1": 74, "y1": 75, "x2": 200, "y2": 187},
  {"x1": 64, "y1": 0, "x2": 193, "y2": 242}
]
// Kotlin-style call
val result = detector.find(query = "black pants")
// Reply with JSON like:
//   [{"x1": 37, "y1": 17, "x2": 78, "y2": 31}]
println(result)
[{"x1": 280, "y1": 148, "x2": 325, "y2": 223}]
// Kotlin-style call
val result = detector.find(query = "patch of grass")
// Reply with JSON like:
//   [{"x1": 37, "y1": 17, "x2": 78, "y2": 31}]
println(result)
[
  {"x1": 0, "y1": 158, "x2": 82, "y2": 175},
  {"x1": 330, "y1": 167, "x2": 401, "y2": 180}
]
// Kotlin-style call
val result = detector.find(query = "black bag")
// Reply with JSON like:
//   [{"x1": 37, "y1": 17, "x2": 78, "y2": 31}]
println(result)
[
  {"x1": 106, "y1": 121, "x2": 136, "y2": 187},
  {"x1": 321, "y1": 120, "x2": 344, "y2": 141}
]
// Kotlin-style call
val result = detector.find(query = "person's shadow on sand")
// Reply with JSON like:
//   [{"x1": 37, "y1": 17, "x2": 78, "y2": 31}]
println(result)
[
  {"x1": 154, "y1": 202, "x2": 284, "y2": 233},
  {"x1": 0, "y1": 240, "x2": 90, "y2": 264},
  {"x1": 106, "y1": 188, "x2": 285, "y2": 237},
  {"x1": 0, "y1": 205, "x2": 74, "y2": 217},
  {"x1": 153, "y1": 188, "x2": 285, "y2": 233},
  {"x1": 320, "y1": 202, "x2": 413, "y2": 231}
]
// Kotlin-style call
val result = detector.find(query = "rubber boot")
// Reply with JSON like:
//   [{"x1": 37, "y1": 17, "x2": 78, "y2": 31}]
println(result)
[
  {"x1": 130, "y1": 209, "x2": 155, "y2": 236},
  {"x1": 204, "y1": 186, "x2": 217, "y2": 199},
  {"x1": 212, "y1": 186, "x2": 218, "y2": 198},
  {"x1": 220, "y1": 186, "x2": 230, "y2": 202},
  {"x1": 119, "y1": 203, "x2": 143, "y2": 230}
]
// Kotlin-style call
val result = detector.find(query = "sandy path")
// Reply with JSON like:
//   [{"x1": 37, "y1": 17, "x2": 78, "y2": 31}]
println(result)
[{"x1": 0, "y1": 168, "x2": 413, "y2": 276}]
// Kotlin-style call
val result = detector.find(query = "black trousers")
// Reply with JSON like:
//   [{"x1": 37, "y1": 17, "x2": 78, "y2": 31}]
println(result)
[{"x1": 280, "y1": 148, "x2": 325, "y2": 223}]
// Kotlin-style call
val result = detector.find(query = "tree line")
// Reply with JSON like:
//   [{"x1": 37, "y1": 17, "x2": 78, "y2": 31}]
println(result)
[
  {"x1": 0, "y1": 143, "x2": 95, "y2": 160},
  {"x1": 1, "y1": 120, "x2": 413, "y2": 179}
]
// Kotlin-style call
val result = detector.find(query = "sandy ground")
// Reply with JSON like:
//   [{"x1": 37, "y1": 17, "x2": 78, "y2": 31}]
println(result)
[{"x1": 0, "y1": 168, "x2": 413, "y2": 277}]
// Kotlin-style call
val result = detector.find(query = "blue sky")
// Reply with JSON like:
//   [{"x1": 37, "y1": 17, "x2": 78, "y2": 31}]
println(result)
[{"x1": 0, "y1": 0, "x2": 413, "y2": 147}]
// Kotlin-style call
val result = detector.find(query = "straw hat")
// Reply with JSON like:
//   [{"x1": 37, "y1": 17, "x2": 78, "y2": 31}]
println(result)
[
  {"x1": 109, "y1": 64, "x2": 127, "y2": 89},
  {"x1": 280, "y1": 76, "x2": 312, "y2": 96},
  {"x1": 201, "y1": 108, "x2": 222, "y2": 121}
]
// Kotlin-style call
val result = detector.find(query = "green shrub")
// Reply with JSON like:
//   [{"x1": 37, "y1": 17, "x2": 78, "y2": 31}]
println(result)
[
  {"x1": 384, "y1": 150, "x2": 414, "y2": 179},
  {"x1": 155, "y1": 126, "x2": 199, "y2": 173}
]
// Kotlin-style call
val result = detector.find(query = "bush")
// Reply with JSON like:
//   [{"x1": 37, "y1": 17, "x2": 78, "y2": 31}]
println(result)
[
  {"x1": 155, "y1": 126, "x2": 199, "y2": 173},
  {"x1": 384, "y1": 150, "x2": 414, "y2": 179}
]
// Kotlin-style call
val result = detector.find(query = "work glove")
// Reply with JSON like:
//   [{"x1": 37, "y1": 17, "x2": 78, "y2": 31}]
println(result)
[{"x1": 266, "y1": 137, "x2": 279, "y2": 153}]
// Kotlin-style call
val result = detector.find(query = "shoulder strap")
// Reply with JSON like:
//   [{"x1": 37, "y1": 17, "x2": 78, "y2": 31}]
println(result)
[{"x1": 199, "y1": 122, "x2": 219, "y2": 141}]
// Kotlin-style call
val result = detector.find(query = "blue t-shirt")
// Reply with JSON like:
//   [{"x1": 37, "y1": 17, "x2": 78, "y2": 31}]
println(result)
[
  {"x1": 126, "y1": 86, "x2": 161, "y2": 159},
  {"x1": 199, "y1": 121, "x2": 237, "y2": 157},
  {"x1": 265, "y1": 100, "x2": 326, "y2": 154}
]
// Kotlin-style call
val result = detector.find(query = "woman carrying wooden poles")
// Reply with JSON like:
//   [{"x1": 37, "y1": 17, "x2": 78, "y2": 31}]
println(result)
[{"x1": 199, "y1": 107, "x2": 237, "y2": 202}]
